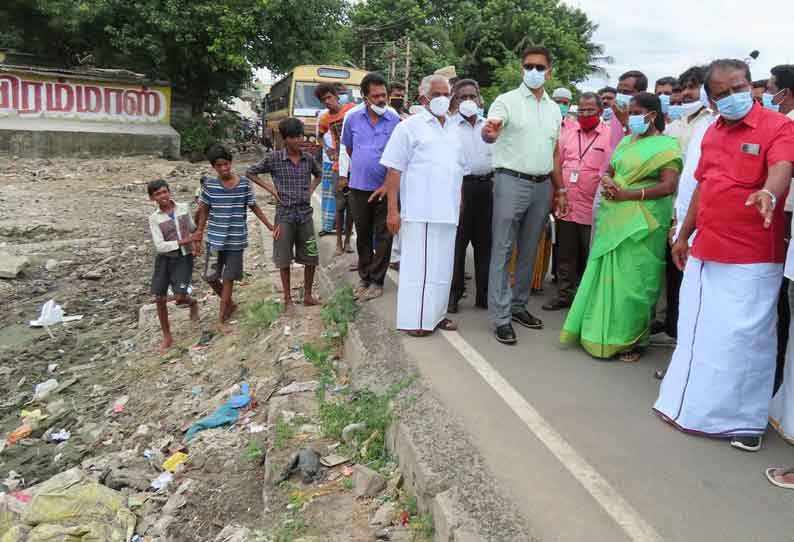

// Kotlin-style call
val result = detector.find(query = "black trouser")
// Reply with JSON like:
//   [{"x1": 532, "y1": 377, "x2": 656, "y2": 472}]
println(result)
[
  {"x1": 664, "y1": 241, "x2": 683, "y2": 338},
  {"x1": 555, "y1": 219, "x2": 591, "y2": 303},
  {"x1": 451, "y1": 174, "x2": 493, "y2": 306},
  {"x1": 349, "y1": 188, "x2": 393, "y2": 287}
]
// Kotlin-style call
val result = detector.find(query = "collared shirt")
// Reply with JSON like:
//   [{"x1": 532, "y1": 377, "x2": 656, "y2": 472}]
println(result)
[
  {"x1": 319, "y1": 103, "x2": 355, "y2": 171},
  {"x1": 450, "y1": 113, "x2": 493, "y2": 176},
  {"x1": 380, "y1": 109, "x2": 467, "y2": 224},
  {"x1": 246, "y1": 150, "x2": 320, "y2": 224},
  {"x1": 341, "y1": 106, "x2": 401, "y2": 191},
  {"x1": 149, "y1": 201, "x2": 196, "y2": 256},
  {"x1": 693, "y1": 103, "x2": 794, "y2": 264},
  {"x1": 487, "y1": 85, "x2": 561, "y2": 175},
  {"x1": 200, "y1": 176, "x2": 256, "y2": 250},
  {"x1": 558, "y1": 120, "x2": 611, "y2": 225},
  {"x1": 785, "y1": 109, "x2": 794, "y2": 215},
  {"x1": 560, "y1": 116, "x2": 578, "y2": 138},
  {"x1": 338, "y1": 103, "x2": 399, "y2": 178},
  {"x1": 666, "y1": 106, "x2": 713, "y2": 161},
  {"x1": 673, "y1": 112, "x2": 716, "y2": 244}
]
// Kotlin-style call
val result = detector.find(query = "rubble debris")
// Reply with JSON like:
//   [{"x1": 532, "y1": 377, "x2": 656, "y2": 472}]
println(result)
[
  {"x1": 0, "y1": 253, "x2": 29, "y2": 278},
  {"x1": 276, "y1": 448, "x2": 325, "y2": 485},
  {"x1": 352, "y1": 465, "x2": 387, "y2": 498}
]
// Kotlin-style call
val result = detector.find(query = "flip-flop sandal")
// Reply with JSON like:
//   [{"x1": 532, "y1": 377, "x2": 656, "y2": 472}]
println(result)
[
  {"x1": 348, "y1": 264, "x2": 359, "y2": 272},
  {"x1": 618, "y1": 351, "x2": 641, "y2": 363},
  {"x1": 406, "y1": 330, "x2": 431, "y2": 338},
  {"x1": 437, "y1": 318, "x2": 458, "y2": 331},
  {"x1": 765, "y1": 467, "x2": 794, "y2": 489}
]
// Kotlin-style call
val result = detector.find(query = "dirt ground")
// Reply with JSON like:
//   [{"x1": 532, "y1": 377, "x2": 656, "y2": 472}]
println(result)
[{"x1": 0, "y1": 154, "x2": 424, "y2": 542}]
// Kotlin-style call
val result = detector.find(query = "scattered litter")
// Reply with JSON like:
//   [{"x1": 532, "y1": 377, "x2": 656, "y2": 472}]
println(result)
[
  {"x1": 342, "y1": 465, "x2": 354, "y2": 477},
  {"x1": 50, "y1": 430, "x2": 71, "y2": 442},
  {"x1": 248, "y1": 423, "x2": 267, "y2": 434},
  {"x1": 150, "y1": 471, "x2": 173, "y2": 491},
  {"x1": 321, "y1": 454, "x2": 351, "y2": 468},
  {"x1": 110, "y1": 395, "x2": 129, "y2": 414},
  {"x1": 283, "y1": 325, "x2": 292, "y2": 336},
  {"x1": 191, "y1": 385, "x2": 203, "y2": 397},
  {"x1": 342, "y1": 422, "x2": 366, "y2": 444},
  {"x1": 3, "y1": 471, "x2": 22, "y2": 491},
  {"x1": 29, "y1": 299, "x2": 84, "y2": 330},
  {"x1": 20, "y1": 409, "x2": 47, "y2": 424},
  {"x1": 33, "y1": 378, "x2": 59, "y2": 401},
  {"x1": 290, "y1": 344, "x2": 301, "y2": 351},
  {"x1": 185, "y1": 383, "x2": 251, "y2": 440},
  {"x1": 9, "y1": 491, "x2": 32, "y2": 504},
  {"x1": 276, "y1": 448, "x2": 325, "y2": 484},
  {"x1": 162, "y1": 451, "x2": 189, "y2": 473},
  {"x1": 276, "y1": 380, "x2": 318, "y2": 396},
  {"x1": 47, "y1": 363, "x2": 58, "y2": 373},
  {"x1": 143, "y1": 450, "x2": 153, "y2": 460},
  {"x1": 7, "y1": 424, "x2": 32, "y2": 445}
]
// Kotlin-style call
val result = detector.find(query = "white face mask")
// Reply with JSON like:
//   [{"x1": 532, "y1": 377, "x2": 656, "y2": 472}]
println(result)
[
  {"x1": 429, "y1": 96, "x2": 450, "y2": 117},
  {"x1": 458, "y1": 99, "x2": 479, "y2": 118},
  {"x1": 681, "y1": 100, "x2": 702, "y2": 115},
  {"x1": 370, "y1": 103, "x2": 386, "y2": 116},
  {"x1": 523, "y1": 69, "x2": 546, "y2": 89}
]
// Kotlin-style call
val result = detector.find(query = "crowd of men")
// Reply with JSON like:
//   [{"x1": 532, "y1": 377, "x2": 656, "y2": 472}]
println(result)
[{"x1": 173, "y1": 46, "x2": 794, "y2": 486}]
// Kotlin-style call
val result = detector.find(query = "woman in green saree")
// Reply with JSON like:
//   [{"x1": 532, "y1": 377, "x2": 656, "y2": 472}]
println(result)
[{"x1": 560, "y1": 92, "x2": 682, "y2": 362}]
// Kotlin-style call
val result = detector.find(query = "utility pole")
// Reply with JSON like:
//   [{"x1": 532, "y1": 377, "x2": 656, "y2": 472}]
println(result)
[
  {"x1": 404, "y1": 37, "x2": 411, "y2": 98},
  {"x1": 390, "y1": 42, "x2": 397, "y2": 81},
  {"x1": 362, "y1": 41, "x2": 367, "y2": 69}
]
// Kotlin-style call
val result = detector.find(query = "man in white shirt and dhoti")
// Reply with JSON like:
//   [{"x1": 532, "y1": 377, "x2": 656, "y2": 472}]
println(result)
[{"x1": 377, "y1": 74, "x2": 467, "y2": 336}]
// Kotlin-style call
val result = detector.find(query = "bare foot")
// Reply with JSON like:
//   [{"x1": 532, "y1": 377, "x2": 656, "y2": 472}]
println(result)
[
  {"x1": 158, "y1": 335, "x2": 174, "y2": 353},
  {"x1": 344, "y1": 244, "x2": 354, "y2": 254},
  {"x1": 222, "y1": 302, "x2": 238, "y2": 322},
  {"x1": 304, "y1": 295, "x2": 322, "y2": 306},
  {"x1": 335, "y1": 246, "x2": 344, "y2": 256},
  {"x1": 284, "y1": 301, "x2": 297, "y2": 316},
  {"x1": 216, "y1": 322, "x2": 233, "y2": 335}
]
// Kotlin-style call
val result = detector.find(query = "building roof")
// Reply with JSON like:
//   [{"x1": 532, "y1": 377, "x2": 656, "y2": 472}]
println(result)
[{"x1": 0, "y1": 62, "x2": 170, "y2": 86}]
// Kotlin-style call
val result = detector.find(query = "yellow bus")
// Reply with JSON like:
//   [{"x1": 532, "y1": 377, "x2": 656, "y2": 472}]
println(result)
[{"x1": 264, "y1": 65, "x2": 368, "y2": 151}]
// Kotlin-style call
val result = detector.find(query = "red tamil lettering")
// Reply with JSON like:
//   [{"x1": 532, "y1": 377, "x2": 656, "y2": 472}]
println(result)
[
  {"x1": 104, "y1": 87, "x2": 124, "y2": 115},
  {"x1": 123, "y1": 89, "x2": 142, "y2": 116},
  {"x1": 143, "y1": 90, "x2": 162, "y2": 117},
  {"x1": 52, "y1": 83, "x2": 74, "y2": 112},
  {"x1": 20, "y1": 80, "x2": 43, "y2": 115},
  {"x1": 0, "y1": 75, "x2": 20, "y2": 110}
]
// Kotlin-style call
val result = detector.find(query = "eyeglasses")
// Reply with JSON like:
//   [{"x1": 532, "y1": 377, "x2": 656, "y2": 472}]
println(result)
[{"x1": 523, "y1": 64, "x2": 547, "y2": 72}]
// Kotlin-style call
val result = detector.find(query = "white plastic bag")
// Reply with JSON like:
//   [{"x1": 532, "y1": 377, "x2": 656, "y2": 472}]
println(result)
[{"x1": 29, "y1": 300, "x2": 64, "y2": 327}]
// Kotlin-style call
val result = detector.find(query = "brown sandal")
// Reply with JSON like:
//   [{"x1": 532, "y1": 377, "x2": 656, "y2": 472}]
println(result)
[
  {"x1": 618, "y1": 351, "x2": 641, "y2": 363},
  {"x1": 437, "y1": 318, "x2": 458, "y2": 331}
]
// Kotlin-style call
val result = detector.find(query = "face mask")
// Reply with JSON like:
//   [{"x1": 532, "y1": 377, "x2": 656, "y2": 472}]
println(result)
[
  {"x1": 458, "y1": 99, "x2": 479, "y2": 118},
  {"x1": 390, "y1": 97, "x2": 404, "y2": 111},
  {"x1": 523, "y1": 69, "x2": 545, "y2": 89},
  {"x1": 478, "y1": 107, "x2": 485, "y2": 116},
  {"x1": 338, "y1": 94, "x2": 350, "y2": 105},
  {"x1": 628, "y1": 114, "x2": 651, "y2": 135},
  {"x1": 699, "y1": 86, "x2": 709, "y2": 107},
  {"x1": 763, "y1": 90, "x2": 784, "y2": 112},
  {"x1": 615, "y1": 93, "x2": 632, "y2": 108},
  {"x1": 577, "y1": 114, "x2": 600, "y2": 131},
  {"x1": 370, "y1": 103, "x2": 386, "y2": 116},
  {"x1": 668, "y1": 105, "x2": 683, "y2": 120},
  {"x1": 602, "y1": 107, "x2": 614, "y2": 121},
  {"x1": 558, "y1": 104, "x2": 570, "y2": 116},
  {"x1": 681, "y1": 100, "x2": 702, "y2": 116},
  {"x1": 658, "y1": 94, "x2": 671, "y2": 114},
  {"x1": 429, "y1": 96, "x2": 450, "y2": 117},
  {"x1": 715, "y1": 91, "x2": 753, "y2": 120}
]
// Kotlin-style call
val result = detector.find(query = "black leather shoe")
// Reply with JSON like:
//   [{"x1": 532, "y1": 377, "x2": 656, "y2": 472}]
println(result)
[
  {"x1": 447, "y1": 295, "x2": 460, "y2": 314},
  {"x1": 542, "y1": 298, "x2": 571, "y2": 311},
  {"x1": 512, "y1": 310, "x2": 543, "y2": 329},
  {"x1": 495, "y1": 324, "x2": 517, "y2": 344}
]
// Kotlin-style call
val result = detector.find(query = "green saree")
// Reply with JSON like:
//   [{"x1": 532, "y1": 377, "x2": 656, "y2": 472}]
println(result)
[{"x1": 560, "y1": 134, "x2": 682, "y2": 358}]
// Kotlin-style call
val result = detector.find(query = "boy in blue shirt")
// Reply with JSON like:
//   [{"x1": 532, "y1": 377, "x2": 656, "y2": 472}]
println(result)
[{"x1": 196, "y1": 145, "x2": 276, "y2": 330}]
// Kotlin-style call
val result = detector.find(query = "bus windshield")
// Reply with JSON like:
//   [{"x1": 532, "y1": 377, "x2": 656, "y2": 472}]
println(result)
[{"x1": 293, "y1": 82, "x2": 323, "y2": 116}]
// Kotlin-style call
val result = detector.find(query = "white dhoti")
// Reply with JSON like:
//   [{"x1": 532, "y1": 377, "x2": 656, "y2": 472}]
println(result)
[
  {"x1": 390, "y1": 230, "x2": 401, "y2": 264},
  {"x1": 654, "y1": 256, "x2": 782, "y2": 437},
  {"x1": 396, "y1": 221, "x2": 456, "y2": 331},
  {"x1": 770, "y1": 282, "x2": 794, "y2": 444}
]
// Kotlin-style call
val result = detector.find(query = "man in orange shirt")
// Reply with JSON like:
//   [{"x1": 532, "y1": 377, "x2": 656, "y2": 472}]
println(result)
[{"x1": 317, "y1": 84, "x2": 355, "y2": 255}]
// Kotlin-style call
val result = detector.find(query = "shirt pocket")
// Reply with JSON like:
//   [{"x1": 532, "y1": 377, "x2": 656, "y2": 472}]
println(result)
[{"x1": 734, "y1": 148, "x2": 766, "y2": 187}]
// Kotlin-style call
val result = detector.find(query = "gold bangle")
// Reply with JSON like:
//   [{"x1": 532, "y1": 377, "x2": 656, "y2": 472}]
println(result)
[{"x1": 641, "y1": 188, "x2": 646, "y2": 201}]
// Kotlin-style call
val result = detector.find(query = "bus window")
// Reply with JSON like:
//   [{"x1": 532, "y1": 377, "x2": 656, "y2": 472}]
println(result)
[
  {"x1": 269, "y1": 74, "x2": 292, "y2": 112},
  {"x1": 317, "y1": 67, "x2": 351, "y2": 79},
  {"x1": 293, "y1": 82, "x2": 323, "y2": 116}
]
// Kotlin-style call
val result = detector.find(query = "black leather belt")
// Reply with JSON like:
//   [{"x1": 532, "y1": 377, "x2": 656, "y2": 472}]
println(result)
[
  {"x1": 463, "y1": 173, "x2": 494, "y2": 182},
  {"x1": 495, "y1": 167, "x2": 550, "y2": 183}
]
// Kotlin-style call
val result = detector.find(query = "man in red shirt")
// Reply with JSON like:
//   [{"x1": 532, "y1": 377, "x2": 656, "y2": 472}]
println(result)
[{"x1": 654, "y1": 59, "x2": 794, "y2": 452}]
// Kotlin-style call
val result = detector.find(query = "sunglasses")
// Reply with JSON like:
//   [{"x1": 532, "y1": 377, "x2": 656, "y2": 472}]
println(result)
[{"x1": 523, "y1": 64, "x2": 547, "y2": 72}]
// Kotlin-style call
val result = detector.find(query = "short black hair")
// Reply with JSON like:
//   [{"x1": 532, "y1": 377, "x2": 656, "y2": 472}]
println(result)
[
  {"x1": 655, "y1": 76, "x2": 678, "y2": 88},
  {"x1": 579, "y1": 91, "x2": 602, "y2": 109},
  {"x1": 147, "y1": 179, "x2": 169, "y2": 196},
  {"x1": 704, "y1": 59, "x2": 752, "y2": 97},
  {"x1": 206, "y1": 144, "x2": 232, "y2": 165},
  {"x1": 678, "y1": 65, "x2": 708, "y2": 89},
  {"x1": 278, "y1": 117, "x2": 304, "y2": 139},
  {"x1": 631, "y1": 92, "x2": 665, "y2": 133},
  {"x1": 361, "y1": 72, "x2": 388, "y2": 97},
  {"x1": 771, "y1": 65, "x2": 794, "y2": 92},
  {"x1": 521, "y1": 46, "x2": 552, "y2": 66},
  {"x1": 752, "y1": 79, "x2": 768, "y2": 89},
  {"x1": 314, "y1": 83, "x2": 337, "y2": 101},
  {"x1": 598, "y1": 86, "x2": 617, "y2": 96},
  {"x1": 619, "y1": 70, "x2": 648, "y2": 92},
  {"x1": 388, "y1": 81, "x2": 406, "y2": 94}
]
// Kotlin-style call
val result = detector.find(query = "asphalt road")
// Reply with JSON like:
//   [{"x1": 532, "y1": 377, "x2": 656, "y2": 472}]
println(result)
[{"x1": 315, "y1": 229, "x2": 794, "y2": 542}]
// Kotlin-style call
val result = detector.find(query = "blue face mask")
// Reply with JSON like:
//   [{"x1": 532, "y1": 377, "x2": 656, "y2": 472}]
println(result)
[
  {"x1": 628, "y1": 114, "x2": 651, "y2": 135},
  {"x1": 559, "y1": 104, "x2": 570, "y2": 117},
  {"x1": 602, "y1": 107, "x2": 614, "y2": 121},
  {"x1": 615, "y1": 93, "x2": 632, "y2": 108},
  {"x1": 715, "y1": 91, "x2": 754, "y2": 120},
  {"x1": 763, "y1": 91, "x2": 783, "y2": 112},
  {"x1": 658, "y1": 94, "x2": 671, "y2": 114},
  {"x1": 338, "y1": 94, "x2": 350, "y2": 105},
  {"x1": 668, "y1": 104, "x2": 684, "y2": 120},
  {"x1": 523, "y1": 68, "x2": 546, "y2": 90}
]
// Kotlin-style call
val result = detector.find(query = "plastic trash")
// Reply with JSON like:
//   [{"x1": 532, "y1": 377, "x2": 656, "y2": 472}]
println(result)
[
  {"x1": 162, "y1": 451, "x2": 188, "y2": 473},
  {"x1": 150, "y1": 472, "x2": 173, "y2": 491},
  {"x1": 33, "y1": 379, "x2": 59, "y2": 401},
  {"x1": 276, "y1": 381, "x2": 318, "y2": 396},
  {"x1": 184, "y1": 383, "x2": 251, "y2": 440},
  {"x1": 29, "y1": 300, "x2": 84, "y2": 329},
  {"x1": 7, "y1": 425, "x2": 32, "y2": 445},
  {"x1": 49, "y1": 430, "x2": 71, "y2": 442}
]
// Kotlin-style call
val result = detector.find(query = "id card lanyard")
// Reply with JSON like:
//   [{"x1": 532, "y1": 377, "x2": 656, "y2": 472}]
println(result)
[{"x1": 570, "y1": 131, "x2": 598, "y2": 184}]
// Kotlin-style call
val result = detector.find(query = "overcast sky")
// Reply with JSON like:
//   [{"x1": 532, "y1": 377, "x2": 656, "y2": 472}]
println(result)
[{"x1": 566, "y1": 0, "x2": 794, "y2": 91}]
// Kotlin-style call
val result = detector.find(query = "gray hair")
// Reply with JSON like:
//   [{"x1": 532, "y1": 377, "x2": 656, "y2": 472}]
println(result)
[{"x1": 419, "y1": 74, "x2": 451, "y2": 98}]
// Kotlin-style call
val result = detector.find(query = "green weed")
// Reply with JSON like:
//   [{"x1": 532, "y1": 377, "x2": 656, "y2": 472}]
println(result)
[
  {"x1": 341, "y1": 477, "x2": 354, "y2": 491},
  {"x1": 410, "y1": 514, "x2": 434, "y2": 540},
  {"x1": 275, "y1": 515, "x2": 308, "y2": 542},
  {"x1": 244, "y1": 440, "x2": 265, "y2": 461},
  {"x1": 273, "y1": 416, "x2": 296, "y2": 450},
  {"x1": 320, "y1": 285, "x2": 358, "y2": 339},
  {"x1": 241, "y1": 299, "x2": 283, "y2": 329}
]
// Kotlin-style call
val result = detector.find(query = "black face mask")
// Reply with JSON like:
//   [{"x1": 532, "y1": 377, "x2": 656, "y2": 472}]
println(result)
[{"x1": 390, "y1": 97, "x2": 405, "y2": 111}]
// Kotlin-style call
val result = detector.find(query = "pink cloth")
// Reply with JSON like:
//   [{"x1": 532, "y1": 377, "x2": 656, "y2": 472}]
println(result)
[{"x1": 558, "y1": 121, "x2": 612, "y2": 225}]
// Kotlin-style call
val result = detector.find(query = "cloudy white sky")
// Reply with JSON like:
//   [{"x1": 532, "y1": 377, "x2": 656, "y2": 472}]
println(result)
[{"x1": 566, "y1": 0, "x2": 794, "y2": 91}]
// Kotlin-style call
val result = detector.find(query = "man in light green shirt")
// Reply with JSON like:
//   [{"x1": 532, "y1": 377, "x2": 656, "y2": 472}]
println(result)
[{"x1": 482, "y1": 45, "x2": 568, "y2": 345}]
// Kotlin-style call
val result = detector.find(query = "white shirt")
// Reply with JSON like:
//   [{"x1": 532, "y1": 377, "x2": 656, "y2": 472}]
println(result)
[
  {"x1": 339, "y1": 102, "x2": 398, "y2": 178},
  {"x1": 673, "y1": 112, "x2": 716, "y2": 245},
  {"x1": 380, "y1": 109, "x2": 467, "y2": 224},
  {"x1": 450, "y1": 113, "x2": 492, "y2": 176}
]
